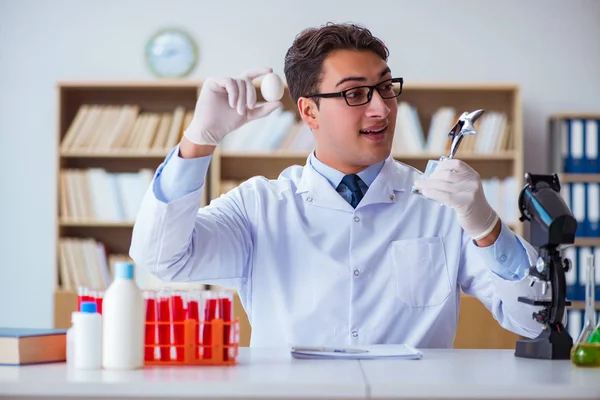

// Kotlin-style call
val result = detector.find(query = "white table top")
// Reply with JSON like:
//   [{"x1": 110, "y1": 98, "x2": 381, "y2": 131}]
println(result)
[
  {"x1": 0, "y1": 348, "x2": 598, "y2": 400},
  {"x1": 0, "y1": 347, "x2": 366, "y2": 399},
  {"x1": 362, "y1": 349, "x2": 600, "y2": 400}
]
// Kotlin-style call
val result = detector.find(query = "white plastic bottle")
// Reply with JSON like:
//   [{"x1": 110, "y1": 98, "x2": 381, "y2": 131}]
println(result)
[
  {"x1": 66, "y1": 319, "x2": 75, "y2": 366},
  {"x1": 102, "y1": 262, "x2": 145, "y2": 370},
  {"x1": 72, "y1": 301, "x2": 102, "y2": 370}
]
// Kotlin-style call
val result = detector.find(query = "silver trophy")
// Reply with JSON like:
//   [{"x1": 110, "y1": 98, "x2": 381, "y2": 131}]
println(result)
[{"x1": 411, "y1": 109, "x2": 485, "y2": 194}]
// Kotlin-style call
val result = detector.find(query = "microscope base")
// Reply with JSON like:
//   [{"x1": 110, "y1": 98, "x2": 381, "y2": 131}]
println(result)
[{"x1": 515, "y1": 325, "x2": 573, "y2": 359}]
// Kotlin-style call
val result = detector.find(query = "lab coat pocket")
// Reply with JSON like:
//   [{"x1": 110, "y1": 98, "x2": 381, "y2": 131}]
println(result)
[{"x1": 390, "y1": 237, "x2": 451, "y2": 308}]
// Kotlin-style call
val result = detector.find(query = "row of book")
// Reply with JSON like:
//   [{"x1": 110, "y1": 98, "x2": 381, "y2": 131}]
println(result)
[
  {"x1": 59, "y1": 102, "x2": 514, "y2": 156},
  {"x1": 552, "y1": 118, "x2": 600, "y2": 174},
  {"x1": 58, "y1": 238, "x2": 599, "y2": 303},
  {"x1": 59, "y1": 168, "x2": 155, "y2": 222},
  {"x1": 58, "y1": 237, "x2": 119, "y2": 290},
  {"x1": 60, "y1": 105, "x2": 193, "y2": 153},
  {"x1": 563, "y1": 246, "x2": 600, "y2": 302},
  {"x1": 60, "y1": 167, "x2": 518, "y2": 225},
  {"x1": 481, "y1": 177, "x2": 519, "y2": 226},
  {"x1": 560, "y1": 182, "x2": 600, "y2": 237},
  {"x1": 58, "y1": 237, "x2": 206, "y2": 291},
  {"x1": 195, "y1": 103, "x2": 514, "y2": 155},
  {"x1": 220, "y1": 108, "x2": 313, "y2": 152},
  {"x1": 393, "y1": 104, "x2": 513, "y2": 155},
  {"x1": 56, "y1": 235, "x2": 600, "y2": 301}
]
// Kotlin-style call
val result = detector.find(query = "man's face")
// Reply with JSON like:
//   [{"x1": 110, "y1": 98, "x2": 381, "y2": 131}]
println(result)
[{"x1": 302, "y1": 49, "x2": 398, "y2": 174}]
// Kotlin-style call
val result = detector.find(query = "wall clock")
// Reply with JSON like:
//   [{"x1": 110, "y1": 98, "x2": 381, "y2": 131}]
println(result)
[{"x1": 145, "y1": 28, "x2": 198, "y2": 78}]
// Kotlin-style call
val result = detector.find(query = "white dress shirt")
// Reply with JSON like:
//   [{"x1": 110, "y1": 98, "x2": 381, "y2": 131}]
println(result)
[{"x1": 130, "y1": 146, "x2": 545, "y2": 347}]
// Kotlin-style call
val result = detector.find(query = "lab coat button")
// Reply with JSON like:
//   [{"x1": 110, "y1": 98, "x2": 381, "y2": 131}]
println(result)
[
  {"x1": 389, "y1": 195, "x2": 395, "y2": 201},
  {"x1": 353, "y1": 269, "x2": 360, "y2": 276},
  {"x1": 351, "y1": 330, "x2": 358, "y2": 337},
  {"x1": 499, "y1": 254, "x2": 507, "y2": 262},
  {"x1": 354, "y1": 216, "x2": 360, "y2": 222},
  {"x1": 306, "y1": 196, "x2": 313, "y2": 202}
]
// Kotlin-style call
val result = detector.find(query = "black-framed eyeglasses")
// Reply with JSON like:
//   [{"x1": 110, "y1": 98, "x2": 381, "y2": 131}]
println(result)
[{"x1": 305, "y1": 77, "x2": 403, "y2": 106}]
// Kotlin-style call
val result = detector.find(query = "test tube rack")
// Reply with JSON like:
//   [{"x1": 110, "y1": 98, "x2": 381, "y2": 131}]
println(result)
[{"x1": 144, "y1": 318, "x2": 240, "y2": 366}]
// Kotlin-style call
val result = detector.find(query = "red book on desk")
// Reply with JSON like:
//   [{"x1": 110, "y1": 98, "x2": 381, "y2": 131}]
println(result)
[{"x1": 0, "y1": 328, "x2": 67, "y2": 366}]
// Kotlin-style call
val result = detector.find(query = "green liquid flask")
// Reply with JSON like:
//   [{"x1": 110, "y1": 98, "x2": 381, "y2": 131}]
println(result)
[
  {"x1": 588, "y1": 325, "x2": 600, "y2": 343},
  {"x1": 571, "y1": 252, "x2": 600, "y2": 367}
]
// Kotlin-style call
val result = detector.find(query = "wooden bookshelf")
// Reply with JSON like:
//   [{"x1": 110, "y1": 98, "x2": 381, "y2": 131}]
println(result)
[
  {"x1": 211, "y1": 82, "x2": 527, "y2": 349},
  {"x1": 54, "y1": 80, "x2": 528, "y2": 350},
  {"x1": 548, "y1": 112, "x2": 600, "y2": 342},
  {"x1": 53, "y1": 81, "x2": 208, "y2": 329}
]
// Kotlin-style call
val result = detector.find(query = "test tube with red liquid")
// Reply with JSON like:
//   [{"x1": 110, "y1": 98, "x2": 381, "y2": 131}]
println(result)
[
  {"x1": 157, "y1": 288, "x2": 173, "y2": 361},
  {"x1": 144, "y1": 290, "x2": 157, "y2": 362},
  {"x1": 202, "y1": 291, "x2": 217, "y2": 360},
  {"x1": 95, "y1": 291, "x2": 104, "y2": 314},
  {"x1": 186, "y1": 290, "x2": 202, "y2": 359},
  {"x1": 77, "y1": 286, "x2": 93, "y2": 311},
  {"x1": 217, "y1": 290, "x2": 234, "y2": 361},
  {"x1": 170, "y1": 290, "x2": 186, "y2": 361},
  {"x1": 88, "y1": 290, "x2": 97, "y2": 314}
]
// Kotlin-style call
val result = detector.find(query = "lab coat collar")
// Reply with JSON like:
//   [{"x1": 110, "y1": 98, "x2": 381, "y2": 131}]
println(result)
[
  {"x1": 308, "y1": 151, "x2": 384, "y2": 189},
  {"x1": 296, "y1": 153, "x2": 409, "y2": 211}
]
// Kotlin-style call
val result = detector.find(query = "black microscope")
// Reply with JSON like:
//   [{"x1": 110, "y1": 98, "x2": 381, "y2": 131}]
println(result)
[{"x1": 514, "y1": 173, "x2": 578, "y2": 360}]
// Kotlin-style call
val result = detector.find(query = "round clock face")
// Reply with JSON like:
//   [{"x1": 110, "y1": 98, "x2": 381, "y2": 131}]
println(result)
[{"x1": 145, "y1": 29, "x2": 198, "y2": 78}]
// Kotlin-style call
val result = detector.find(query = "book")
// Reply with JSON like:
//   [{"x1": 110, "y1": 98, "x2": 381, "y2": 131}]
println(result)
[
  {"x1": 0, "y1": 328, "x2": 67, "y2": 366},
  {"x1": 290, "y1": 344, "x2": 423, "y2": 360}
]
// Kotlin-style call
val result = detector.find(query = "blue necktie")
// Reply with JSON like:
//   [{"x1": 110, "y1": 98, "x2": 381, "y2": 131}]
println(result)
[{"x1": 340, "y1": 174, "x2": 364, "y2": 208}]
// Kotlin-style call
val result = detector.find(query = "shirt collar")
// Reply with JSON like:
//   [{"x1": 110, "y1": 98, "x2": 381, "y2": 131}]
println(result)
[{"x1": 308, "y1": 151, "x2": 384, "y2": 189}]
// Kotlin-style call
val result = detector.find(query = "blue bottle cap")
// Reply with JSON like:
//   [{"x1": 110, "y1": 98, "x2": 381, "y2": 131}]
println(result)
[
  {"x1": 115, "y1": 262, "x2": 135, "y2": 280},
  {"x1": 81, "y1": 301, "x2": 97, "y2": 313}
]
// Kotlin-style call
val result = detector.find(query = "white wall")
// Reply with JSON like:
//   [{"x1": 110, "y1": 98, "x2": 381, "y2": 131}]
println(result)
[{"x1": 1, "y1": 0, "x2": 599, "y2": 328}]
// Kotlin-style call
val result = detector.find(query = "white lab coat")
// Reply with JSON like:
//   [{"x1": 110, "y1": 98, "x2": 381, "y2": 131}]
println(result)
[{"x1": 130, "y1": 154, "x2": 544, "y2": 348}]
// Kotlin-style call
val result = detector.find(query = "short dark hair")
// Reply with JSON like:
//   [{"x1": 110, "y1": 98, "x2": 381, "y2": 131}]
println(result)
[{"x1": 284, "y1": 22, "x2": 390, "y2": 105}]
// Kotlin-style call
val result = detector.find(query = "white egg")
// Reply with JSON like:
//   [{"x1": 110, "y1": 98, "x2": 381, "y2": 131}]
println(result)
[{"x1": 260, "y1": 73, "x2": 284, "y2": 102}]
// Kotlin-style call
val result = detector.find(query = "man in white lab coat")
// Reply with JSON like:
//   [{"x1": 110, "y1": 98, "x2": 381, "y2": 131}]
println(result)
[{"x1": 130, "y1": 23, "x2": 544, "y2": 347}]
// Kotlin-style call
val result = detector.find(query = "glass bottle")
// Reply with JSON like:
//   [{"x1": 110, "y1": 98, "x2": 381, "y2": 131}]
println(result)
[
  {"x1": 589, "y1": 320, "x2": 600, "y2": 343},
  {"x1": 571, "y1": 253, "x2": 600, "y2": 367}
]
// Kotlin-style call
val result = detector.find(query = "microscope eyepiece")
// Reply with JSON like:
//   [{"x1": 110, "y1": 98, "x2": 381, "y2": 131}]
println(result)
[{"x1": 518, "y1": 173, "x2": 577, "y2": 248}]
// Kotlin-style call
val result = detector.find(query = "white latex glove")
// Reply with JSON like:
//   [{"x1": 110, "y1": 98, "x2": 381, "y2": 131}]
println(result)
[
  {"x1": 183, "y1": 67, "x2": 282, "y2": 145},
  {"x1": 412, "y1": 159, "x2": 499, "y2": 241}
]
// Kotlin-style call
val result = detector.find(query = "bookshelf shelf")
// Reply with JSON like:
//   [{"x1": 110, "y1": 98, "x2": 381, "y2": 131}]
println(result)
[
  {"x1": 220, "y1": 151, "x2": 517, "y2": 161},
  {"x1": 549, "y1": 113, "x2": 600, "y2": 120},
  {"x1": 574, "y1": 238, "x2": 600, "y2": 247},
  {"x1": 220, "y1": 152, "x2": 517, "y2": 182},
  {"x1": 221, "y1": 151, "x2": 310, "y2": 159},
  {"x1": 560, "y1": 174, "x2": 600, "y2": 183},
  {"x1": 395, "y1": 152, "x2": 517, "y2": 161},
  {"x1": 569, "y1": 301, "x2": 600, "y2": 310},
  {"x1": 59, "y1": 220, "x2": 135, "y2": 228},
  {"x1": 61, "y1": 150, "x2": 169, "y2": 158},
  {"x1": 54, "y1": 80, "x2": 526, "y2": 350},
  {"x1": 57, "y1": 80, "x2": 203, "y2": 88}
]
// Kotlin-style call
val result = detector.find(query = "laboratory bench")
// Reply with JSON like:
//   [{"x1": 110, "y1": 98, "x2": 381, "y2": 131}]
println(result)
[{"x1": 0, "y1": 348, "x2": 598, "y2": 400}]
